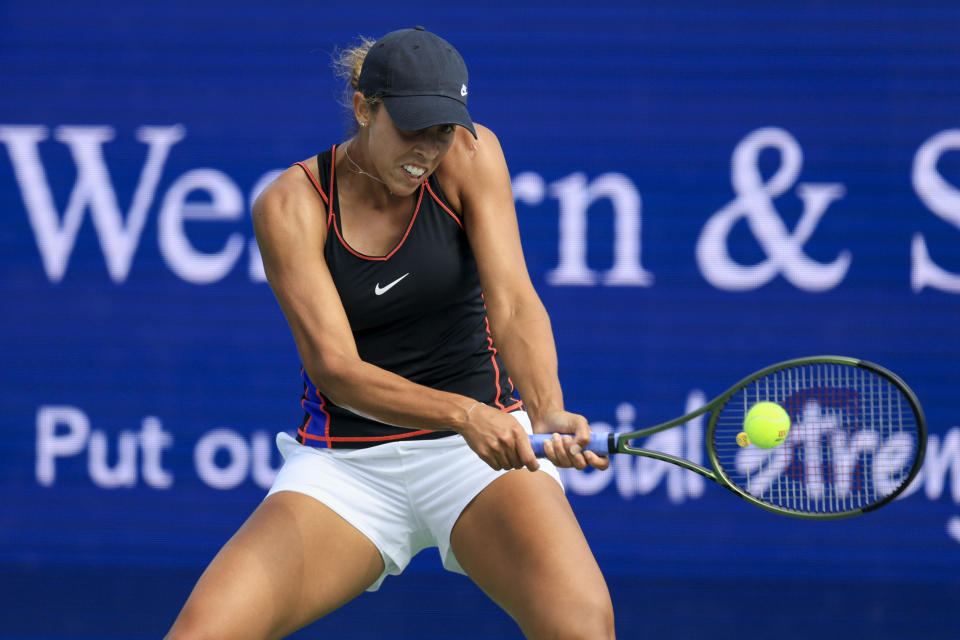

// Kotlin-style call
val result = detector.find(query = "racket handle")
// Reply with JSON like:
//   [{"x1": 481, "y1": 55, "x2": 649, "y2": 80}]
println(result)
[{"x1": 529, "y1": 432, "x2": 615, "y2": 457}]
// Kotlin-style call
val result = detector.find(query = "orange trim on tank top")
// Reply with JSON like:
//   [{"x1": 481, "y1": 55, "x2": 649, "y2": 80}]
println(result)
[
  {"x1": 483, "y1": 316, "x2": 509, "y2": 410},
  {"x1": 299, "y1": 367, "x2": 333, "y2": 447},
  {"x1": 293, "y1": 161, "x2": 329, "y2": 206},
  {"x1": 329, "y1": 147, "x2": 425, "y2": 261},
  {"x1": 425, "y1": 181, "x2": 463, "y2": 228},
  {"x1": 326, "y1": 145, "x2": 336, "y2": 227},
  {"x1": 297, "y1": 427, "x2": 438, "y2": 444},
  {"x1": 296, "y1": 402, "x2": 522, "y2": 446}
]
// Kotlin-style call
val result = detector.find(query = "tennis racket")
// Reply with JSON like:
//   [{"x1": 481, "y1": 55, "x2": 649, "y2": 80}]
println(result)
[{"x1": 531, "y1": 356, "x2": 926, "y2": 519}]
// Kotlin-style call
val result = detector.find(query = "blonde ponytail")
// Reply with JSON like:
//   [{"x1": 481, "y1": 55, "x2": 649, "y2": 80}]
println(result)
[
  {"x1": 333, "y1": 36, "x2": 376, "y2": 91},
  {"x1": 332, "y1": 36, "x2": 381, "y2": 133}
]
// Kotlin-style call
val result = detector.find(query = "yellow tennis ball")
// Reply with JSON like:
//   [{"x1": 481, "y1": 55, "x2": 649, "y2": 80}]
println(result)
[
  {"x1": 744, "y1": 402, "x2": 790, "y2": 449},
  {"x1": 735, "y1": 432, "x2": 750, "y2": 447}
]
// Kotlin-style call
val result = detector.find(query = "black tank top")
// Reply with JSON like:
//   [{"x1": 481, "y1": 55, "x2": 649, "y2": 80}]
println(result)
[{"x1": 293, "y1": 145, "x2": 521, "y2": 448}]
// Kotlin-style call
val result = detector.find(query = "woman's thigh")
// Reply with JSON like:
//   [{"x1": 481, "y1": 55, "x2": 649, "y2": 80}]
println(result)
[
  {"x1": 450, "y1": 470, "x2": 615, "y2": 640},
  {"x1": 165, "y1": 490, "x2": 384, "y2": 640}
]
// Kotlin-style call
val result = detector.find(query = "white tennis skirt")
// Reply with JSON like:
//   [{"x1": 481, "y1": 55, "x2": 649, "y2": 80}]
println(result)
[{"x1": 267, "y1": 410, "x2": 563, "y2": 591}]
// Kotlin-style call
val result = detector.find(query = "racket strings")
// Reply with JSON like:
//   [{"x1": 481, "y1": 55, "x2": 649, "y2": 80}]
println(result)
[{"x1": 711, "y1": 363, "x2": 919, "y2": 514}]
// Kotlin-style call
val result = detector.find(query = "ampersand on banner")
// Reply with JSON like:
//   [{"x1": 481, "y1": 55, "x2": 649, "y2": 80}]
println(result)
[{"x1": 696, "y1": 127, "x2": 851, "y2": 291}]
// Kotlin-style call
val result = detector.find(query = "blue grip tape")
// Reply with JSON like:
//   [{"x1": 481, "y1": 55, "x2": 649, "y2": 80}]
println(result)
[{"x1": 529, "y1": 432, "x2": 614, "y2": 457}]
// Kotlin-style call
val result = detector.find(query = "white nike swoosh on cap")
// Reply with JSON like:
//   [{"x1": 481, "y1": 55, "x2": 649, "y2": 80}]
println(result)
[{"x1": 375, "y1": 273, "x2": 410, "y2": 295}]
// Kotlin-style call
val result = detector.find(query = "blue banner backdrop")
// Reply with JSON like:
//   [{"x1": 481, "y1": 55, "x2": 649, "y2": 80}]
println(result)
[{"x1": 1, "y1": 2, "x2": 958, "y2": 638}]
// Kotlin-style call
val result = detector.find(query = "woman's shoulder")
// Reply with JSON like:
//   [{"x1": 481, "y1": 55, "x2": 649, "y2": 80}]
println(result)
[
  {"x1": 252, "y1": 155, "x2": 330, "y2": 235},
  {"x1": 442, "y1": 123, "x2": 503, "y2": 171},
  {"x1": 435, "y1": 124, "x2": 508, "y2": 211}
]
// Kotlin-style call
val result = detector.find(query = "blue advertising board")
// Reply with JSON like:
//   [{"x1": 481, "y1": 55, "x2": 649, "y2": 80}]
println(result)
[{"x1": 1, "y1": 2, "x2": 958, "y2": 638}]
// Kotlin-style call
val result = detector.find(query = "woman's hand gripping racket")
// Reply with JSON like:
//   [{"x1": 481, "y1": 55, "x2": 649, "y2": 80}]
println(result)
[{"x1": 531, "y1": 356, "x2": 926, "y2": 519}]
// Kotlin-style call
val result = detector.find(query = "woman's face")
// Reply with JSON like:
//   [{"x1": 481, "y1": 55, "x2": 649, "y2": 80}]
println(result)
[{"x1": 359, "y1": 100, "x2": 457, "y2": 196}]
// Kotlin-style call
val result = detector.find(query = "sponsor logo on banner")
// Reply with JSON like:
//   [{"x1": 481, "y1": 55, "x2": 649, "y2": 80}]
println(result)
[
  {"x1": 911, "y1": 129, "x2": 960, "y2": 293},
  {"x1": 35, "y1": 405, "x2": 282, "y2": 490},
  {"x1": 2, "y1": 125, "x2": 959, "y2": 291},
  {"x1": 0, "y1": 125, "x2": 277, "y2": 285},
  {"x1": 696, "y1": 127, "x2": 851, "y2": 292},
  {"x1": 27, "y1": 386, "x2": 960, "y2": 545}
]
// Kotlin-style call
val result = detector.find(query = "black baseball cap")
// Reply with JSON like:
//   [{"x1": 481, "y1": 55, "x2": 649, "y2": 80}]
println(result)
[{"x1": 358, "y1": 27, "x2": 477, "y2": 139}]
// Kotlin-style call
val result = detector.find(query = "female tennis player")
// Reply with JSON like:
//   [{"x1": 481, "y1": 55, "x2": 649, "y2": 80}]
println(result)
[{"x1": 166, "y1": 26, "x2": 614, "y2": 640}]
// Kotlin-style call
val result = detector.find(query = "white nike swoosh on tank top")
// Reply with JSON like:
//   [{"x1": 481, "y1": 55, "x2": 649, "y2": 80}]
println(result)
[{"x1": 374, "y1": 273, "x2": 410, "y2": 295}]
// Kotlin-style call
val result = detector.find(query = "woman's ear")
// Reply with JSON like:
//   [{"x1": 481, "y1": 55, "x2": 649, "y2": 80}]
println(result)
[{"x1": 352, "y1": 91, "x2": 370, "y2": 128}]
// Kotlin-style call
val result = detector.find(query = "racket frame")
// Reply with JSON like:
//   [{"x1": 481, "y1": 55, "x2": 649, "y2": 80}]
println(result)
[{"x1": 611, "y1": 355, "x2": 927, "y2": 519}]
